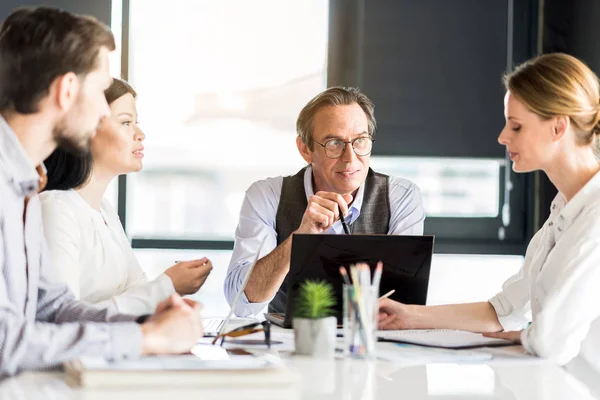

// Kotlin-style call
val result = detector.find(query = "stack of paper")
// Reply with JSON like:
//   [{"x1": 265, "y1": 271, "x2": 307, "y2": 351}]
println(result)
[
  {"x1": 64, "y1": 354, "x2": 298, "y2": 388},
  {"x1": 377, "y1": 342, "x2": 493, "y2": 363},
  {"x1": 377, "y1": 329, "x2": 514, "y2": 349}
]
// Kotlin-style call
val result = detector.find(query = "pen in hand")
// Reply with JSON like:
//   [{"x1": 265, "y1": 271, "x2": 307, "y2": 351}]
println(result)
[
  {"x1": 379, "y1": 289, "x2": 395, "y2": 300},
  {"x1": 339, "y1": 213, "x2": 350, "y2": 235}
]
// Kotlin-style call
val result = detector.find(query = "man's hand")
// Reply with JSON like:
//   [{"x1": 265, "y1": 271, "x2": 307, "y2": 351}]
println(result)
[
  {"x1": 296, "y1": 191, "x2": 353, "y2": 234},
  {"x1": 482, "y1": 330, "x2": 522, "y2": 343},
  {"x1": 153, "y1": 293, "x2": 201, "y2": 315},
  {"x1": 140, "y1": 294, "x2": 203, "y2": 355},
  {"x1": 165, "y1": 258, "x2": 213, "y2": 295},
  {"x1": 378, "y1": 298, "x2": 413, "y2": 330}
]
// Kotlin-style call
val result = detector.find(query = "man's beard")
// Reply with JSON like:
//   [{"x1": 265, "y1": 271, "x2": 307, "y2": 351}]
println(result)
[
  {"x1": 53, "y1": 125, "x2": 93, "y2": 157},
  {"x1": 52, "y1": 110, "x2": 95, "y2": 157}
]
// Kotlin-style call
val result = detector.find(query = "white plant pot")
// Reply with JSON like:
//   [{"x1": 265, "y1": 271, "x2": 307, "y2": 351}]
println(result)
[{"x1": 293, "y1": 316, "x2": 337, "y2": 358}]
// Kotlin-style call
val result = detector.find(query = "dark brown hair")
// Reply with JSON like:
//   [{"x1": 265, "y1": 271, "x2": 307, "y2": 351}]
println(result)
[
  {"x1": 105, "y1": 78, "x2": 137, "y2": 105},
  {"x1": 0, "y1": 6, "x2": 115, "y2": 113},
  {"x1": 296, "y1": 87, "x2": 376, "y2": 150},
  {"x1": 44, "y1": 78, "x2": 137, "y2": 191}
]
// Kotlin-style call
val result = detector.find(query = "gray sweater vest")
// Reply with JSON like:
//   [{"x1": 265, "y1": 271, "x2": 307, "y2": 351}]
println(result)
[{"x1": 269, "y1": 166, "x2": 390, "y2": 313}]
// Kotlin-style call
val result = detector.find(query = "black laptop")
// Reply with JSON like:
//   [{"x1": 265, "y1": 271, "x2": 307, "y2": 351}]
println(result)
[{"x1": 264, "y1": 234, "x2": 434, "y2": 328}]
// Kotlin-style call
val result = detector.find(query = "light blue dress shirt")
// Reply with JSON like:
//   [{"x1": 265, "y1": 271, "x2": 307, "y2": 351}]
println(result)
[
  {"x1": 0, "y1": 116, "x2": 142, "y2": 376},
  {"x1": 224, "y1": 166, "x2": 426, "y2": 317}
]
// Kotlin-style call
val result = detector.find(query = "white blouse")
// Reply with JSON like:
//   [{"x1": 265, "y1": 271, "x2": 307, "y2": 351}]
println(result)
[
  {"x1": 489, "y1": 171, "x2": 600, "y2": 371},
  {"x1": 39, "y1": 189, "x2": 174, "y2": 315}
]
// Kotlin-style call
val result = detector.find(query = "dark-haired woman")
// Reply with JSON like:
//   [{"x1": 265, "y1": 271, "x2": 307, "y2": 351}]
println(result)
[{"x1": 39, "y1": 79, "x2": 212, "y2": 315}]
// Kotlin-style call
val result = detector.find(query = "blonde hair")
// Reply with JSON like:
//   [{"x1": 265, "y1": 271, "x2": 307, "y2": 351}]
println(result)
[
  {"x1": 296, "y1": 87, "x2": 376, "y2": 150},
  {"x1": 504, "y1": 53, "x2": 600, "y2": 155}
]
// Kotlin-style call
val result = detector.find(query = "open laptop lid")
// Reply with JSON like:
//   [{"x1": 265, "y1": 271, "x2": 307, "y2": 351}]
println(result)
[
  {"x1": 216, "y1": 235, "x2": 267, "y2": 336},
  {"x1": 278, "y1": 234, "x2": 434, "y2": 328}
]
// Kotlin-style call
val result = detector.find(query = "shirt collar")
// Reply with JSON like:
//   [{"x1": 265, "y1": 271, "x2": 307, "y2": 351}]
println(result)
[
  {"x1": 551, "y1": 170, "x2": 600, "y2": 223},
  {"x1": 0, "y1": 115, "x2": 46, "y2": 196},
  {"x1": 302, "y1": 165, "x2": 366, "y2": 224}
]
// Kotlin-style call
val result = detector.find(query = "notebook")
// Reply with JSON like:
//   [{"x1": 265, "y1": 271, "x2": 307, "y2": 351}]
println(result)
[
  {"x1": 64, "y1": 354, "x2": 298, "y2": 388},
  {"x1": 377, "y1": 329, "x2": 515, "y2": 349},
  {"x1": 377, "y1": 343, "x2": 493, "y2": 363}
]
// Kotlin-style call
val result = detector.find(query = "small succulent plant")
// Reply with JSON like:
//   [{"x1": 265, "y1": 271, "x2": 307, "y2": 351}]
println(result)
[{"x1": 295, "y1": 279, "x2": 337, "y2": 319}]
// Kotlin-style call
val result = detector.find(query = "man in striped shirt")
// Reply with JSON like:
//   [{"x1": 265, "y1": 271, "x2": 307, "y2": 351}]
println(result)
[{"x1": 0, "y1": 7, "x2": 203, "y2": 376}]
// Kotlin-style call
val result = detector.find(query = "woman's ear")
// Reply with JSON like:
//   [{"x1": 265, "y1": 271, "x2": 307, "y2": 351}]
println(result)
[{"x1": 553, "y1": 115, "x2": 569, "y2": 141}]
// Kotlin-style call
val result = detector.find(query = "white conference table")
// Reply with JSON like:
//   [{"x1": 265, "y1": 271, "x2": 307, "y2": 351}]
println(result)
[{"x1": 0, "y1": 329, "x2": 598, "y2": 400}]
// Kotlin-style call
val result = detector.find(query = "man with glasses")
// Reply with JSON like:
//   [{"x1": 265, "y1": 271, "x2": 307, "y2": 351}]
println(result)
[{"x1": 225, "y1": 87, "x2": 425, "y2": 317}]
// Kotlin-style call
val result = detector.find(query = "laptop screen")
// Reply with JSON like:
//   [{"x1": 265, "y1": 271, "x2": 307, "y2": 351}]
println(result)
[{"x1": 285, "y1": 234, "x2": 434, "y2": 323}]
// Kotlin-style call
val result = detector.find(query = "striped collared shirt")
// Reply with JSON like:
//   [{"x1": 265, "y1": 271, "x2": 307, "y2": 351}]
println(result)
[{"x1": 0, "y1": 115, "x2": 142, "y2": 376}]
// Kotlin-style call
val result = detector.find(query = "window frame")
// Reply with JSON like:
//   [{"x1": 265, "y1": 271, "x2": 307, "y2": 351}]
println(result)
[{"x1": 117, "y1": 0, "x2": 539, "y2": 256}]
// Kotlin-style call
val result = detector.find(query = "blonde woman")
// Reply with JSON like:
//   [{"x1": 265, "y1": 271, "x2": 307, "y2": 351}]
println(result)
[
  {"x1": 378, "y1": 53, "x2": 600, "y2": 370},
  {"x1": 40, "y1": 79, "x2": 212, "y2": 315}
]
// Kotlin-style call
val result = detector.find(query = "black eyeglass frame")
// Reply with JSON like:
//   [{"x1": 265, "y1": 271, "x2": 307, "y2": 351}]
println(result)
[
  {"x1": 312, "y1": 136, "x2": 375, "y2": 159},
  {"x1": 218, "y1": 320, "x2": 272, "y2": 348}
]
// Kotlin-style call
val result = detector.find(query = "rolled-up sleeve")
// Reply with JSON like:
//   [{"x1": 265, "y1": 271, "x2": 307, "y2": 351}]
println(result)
[
  {"x1": 224, "y1": 178, "x2": 280, "y2": 317},
  {"x1": 488, "y1": 267, "x2": 532, "y2": 331},
  {"x1": 488, "y1": 231, "x2": 544, "y2": 331},
  {"x1": 225, "y1": 260, "x2": 271, "y2": 317},
  {"x1": 520, "y1": 236, "x2": 600, "y2": 366}
]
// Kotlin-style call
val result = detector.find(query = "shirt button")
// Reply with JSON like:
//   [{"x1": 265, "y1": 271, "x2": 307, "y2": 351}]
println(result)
[
  {"x1": 552, "y1": 204, "x2": 556, "y2": 210},
  {"x1": 548, "y1": 222, "x2": 553, "y2": 227}
]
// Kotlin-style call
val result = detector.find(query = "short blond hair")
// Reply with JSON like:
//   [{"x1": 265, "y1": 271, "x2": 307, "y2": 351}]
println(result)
[
  {"x1": 505, "y1": 53, "x2": 600, "y2": 154},
  {"x1": 296, "y1": 87, "x2": 376, "y2": 150}
]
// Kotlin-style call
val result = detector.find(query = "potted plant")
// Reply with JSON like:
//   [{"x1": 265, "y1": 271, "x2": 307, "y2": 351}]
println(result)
[{"x1": 293, "y1": 279, "x2": 337, "y2": 358}]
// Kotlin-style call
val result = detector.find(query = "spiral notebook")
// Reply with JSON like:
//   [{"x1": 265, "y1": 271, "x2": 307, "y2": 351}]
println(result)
[{"x1": 377, "y1": 329, "x2": 514, "y2": 349}]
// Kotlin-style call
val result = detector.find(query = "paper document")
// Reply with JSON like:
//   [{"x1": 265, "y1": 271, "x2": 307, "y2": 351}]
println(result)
[
  {"x1": 377, "y1": 329, "x2": 514, "y2": 349},
  {"x1": 76, "y1": 353, "x2": 280, "y2": 371},
  {"x1": 377, "y1": 342, "x2": 493, "y2": 363},
  {"x1": 65, "y1": 353, "x2": 297, "y2": 388}
]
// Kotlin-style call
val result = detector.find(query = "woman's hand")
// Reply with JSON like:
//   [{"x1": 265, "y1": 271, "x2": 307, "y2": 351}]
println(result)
[
  {"x1": 165, "y1": 258, "x2": 213, "y2": 295},
  {"x1": 378, "y1": 298, "x2": 413, "y2": 330}
]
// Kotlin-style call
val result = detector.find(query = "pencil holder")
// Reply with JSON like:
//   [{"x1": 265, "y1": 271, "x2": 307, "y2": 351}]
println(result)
[{"x1": 342, "y1": 284, "x2": 378, "y2": 359}]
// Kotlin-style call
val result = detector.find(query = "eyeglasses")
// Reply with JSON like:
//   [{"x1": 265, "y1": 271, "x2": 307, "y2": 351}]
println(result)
[
  {"x1": 211, "y1": 321, "x2": 271, "y2": 348},
  {"x1": 312, "y1": 137, "x2": 374, "y2": 159}
]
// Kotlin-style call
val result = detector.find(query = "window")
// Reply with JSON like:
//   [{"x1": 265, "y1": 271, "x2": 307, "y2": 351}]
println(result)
[
  {"x1": 371, "y1": 157, "x2": 501, "y2": 218},
  {"x1": 134, "y1": 249, "x2": 233, "y2": 317},
  {"x1": 326, "y1": 0, "x2": 536, "y2": 254},
  {"x1": 114, "y1": 0, "x2": 537, "y2": 254},
  {"x1": 126, "y1": 0, "x2": 329, "y2": 241}
]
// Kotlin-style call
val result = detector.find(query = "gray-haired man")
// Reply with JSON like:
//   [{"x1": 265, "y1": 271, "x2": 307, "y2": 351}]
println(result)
[{"x1": 224, "y1": 87, "x2": 426, "y2": 317}]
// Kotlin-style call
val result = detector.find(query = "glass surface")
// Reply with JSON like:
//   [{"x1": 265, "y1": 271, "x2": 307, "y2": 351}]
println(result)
[
  {"x1": 343, "y1": 284, "x2": 378, "y2": 359},
  {"x1": 126, "y1": 0, "x2": 328, "y2": 239},
  {"x1": 370, "y1": 156, "x2": 502, "y2": 218}
]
